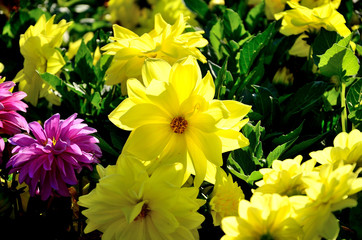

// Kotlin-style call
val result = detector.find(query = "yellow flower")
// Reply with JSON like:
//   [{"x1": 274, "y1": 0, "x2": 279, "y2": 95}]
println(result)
[
  {"x1": 275, "y1": 2, "x2": 351, "y2": 37},
  {"x1": 109, "y1": 56, "x2": 251, "y2": 186},
  {"x1": 102, "y1": 13, "x2": 208, "y2": 95},
  {"x1": 106, "y1": 0, "x2": 145, "y2": 30},
  {"x1": 13, "y1": 14, "x2": 72, "y2": 106},
  {"x1": 272, "y1": 66, "x2": 294, "y2": 86},
  {"x1": 221, "y1": 193, "x2": 302, "y2": 240},
  {"x1": 292, "y1": 163, "x2": 362, "y2": 239},
  {"x1": 310, "y1": 129, "x2": 362, "y2": 167},
  {"x1": 0, "y1": 62, "x2": 4, "y2": 73},
  {"x1": 78, "y1": 158, "x2": 205, "y2": 240},
  {"x1": 209, "y1": 0, "x2": 225, "y2": 8},
  {"x1": 209, "y1": 168, "x2": 245, "y2": 226},
  {"x1": 255, "y1": 156, "x2": 316, "y2": 196},
  {"x1": 137, "y1": 0, "x2": 198, "y2": 34}
]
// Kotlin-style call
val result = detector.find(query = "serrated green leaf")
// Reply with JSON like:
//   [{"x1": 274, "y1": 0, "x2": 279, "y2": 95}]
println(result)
[
  {"x1": 318, "y1": 43, "x2": 360, "y2": 78},
  {"x1": 238, "y1": 22, "x2": 277, "y2": 75},
  {"x1": 347, "y1": 78, "x2": 362, "y2": 121}
]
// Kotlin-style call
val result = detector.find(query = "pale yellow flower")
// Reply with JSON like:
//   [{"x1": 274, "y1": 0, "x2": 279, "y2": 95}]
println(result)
[
  {"x1": 293, "y1": 163, "x2": 362, "y2": 240},
  {"x1": 255, "y1": 156, "x2": 316, "y2": 196},
  {"x1": 221, "y1": 193, "x2": 303, "y2": 240},
  {"x1": 79, "y1": 158, "x2": 205, "y2": 240},
  {"x1": 106, "y1": 0, "x2": 144, "y2": 30},
  {"x1": 13, "y1": 15, "x2": 72, "y2": 106},
  {"x1": 310, "y1": 129, "x2": 362, "y2": 167},
  {"x1": 209, "y1": 168, "x2": 245, "y2": 226},
  {"x1": 0, "y1": 62, "x2": 3, "y2": 74},
  {"x1": 102, "y1": 13, "x2": 208, "y2": 95},
  {"x1": 137, "y1": 0, "x2": 198, "y2": 34},
  {"x1": 275, "y1": 2, "x2": 351, "y2": 37},
  {"x1": 109, "y1": 56, "x2": 250, "y2": 186}
]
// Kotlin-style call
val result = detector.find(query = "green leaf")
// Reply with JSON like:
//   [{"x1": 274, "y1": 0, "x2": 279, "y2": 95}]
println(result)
[
  {"x1": 347, "y1": 78, "x2": 362, "y2": 121},
  {"x1": 95, "y1": 134, "x2": 119, "y2": 157},
  {"x1": 266, "y1": 141, "x2": 293, "y2": 167},
  {"x1": 285, "y1": 81, "x2": 330, "y2": 116},
  {"x1": 245, "y1": 1, "x2": 265, "y2": 32},
  {"x1": 209, "y1": 20, "x2": 223, "y2": 60},
  {"x1": 75, "y1": 41, "x2": 96, "y2": 80},
  {"x1": 318, "y1": 43, "x2": 360, "y2": 78},
  {"x1": 223, "y1": 9, "x2": 247, "y2": 40},
  {"x1": 183, "y1": 0, "x2": 209, "y2": 19},
  {"x1": 312, "y1": 29, "x2": 343, "y2": 66},
  {"x1": 282, "y1": 132, "x2": 329, "y2": 159},
  {"x1": 246, "y1": 171, "x2": 263, "y2": 185},
  {"x1": 91, "y1": 92, "x2": 102, "y2": 109},
  {"x1": 273, "y1": 121, "x2": 304, "y2": 145},
  {"x1": 238, "y1": 21, "x2": 277, "y2": 75}
]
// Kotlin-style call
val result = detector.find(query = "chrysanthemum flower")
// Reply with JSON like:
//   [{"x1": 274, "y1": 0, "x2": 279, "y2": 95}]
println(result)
[
  {"x1": 109, "y1": 56, "x2": 251, "y2": 186},
  {"x1": 310, "y1": 129, "x2": 362, "y2": 168},
  {"x1": 292, "y1": 163, "x2": 362, "y2": 239},
  {"x1": 102, "y1": 13, "x2": 208, "y2": 95},
  {"x1": 6, "y1": 113, "x2": 101, "y2": 200},
  {"x1": 13, "y1": 14, "x2": 72, "y2": 106},
  {"x1": 78, "y1": 158, "x2": 205, "y2": 240},
  {"x1": 221, "y1": 193, "x2": 302, "y2": 240},
  {"x1": 209, "y1": 168, "x2": 245, "y2": 226},
  {"x1": 255, "y1": 155, "x2": 316, "y2": 196},
  {"x1": 0, "y1": 80, "x2": 28, "y2": 162}
]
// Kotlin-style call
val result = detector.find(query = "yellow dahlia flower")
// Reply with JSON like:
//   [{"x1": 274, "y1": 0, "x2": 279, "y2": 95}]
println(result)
[
  {"x1": 66, "y1": 32, "x2": 94, "y2": 60},
  {"x1": 255, "y1": 156, "x2": 316, "y2": 196},
  {"x1": 106, "y1": 0, "x2": 144, "y2": 30},
  {"x1": 78, "y1": 159, "x2": 205, "y2": 240},
  {"x1": 209, "y1": 168, "x2": 245, "y2": 226},
  {"x1": 272, "y1": 66, "x2": 294, "y2": 86},
  {"x1": 13, "y1": 14, "x2": 72, "y2": 106},
  {"x1": 221, "y1": 193, "x2": 302, "y2": 240},
  {"x1": 137, "y1": 0, "x2": 198, "y2": 34},
  {"x1": 291, "y1": 163, "x2": 362, "y2": 239},
  {"x1": 109, "y1": 56, "x2": 251, "y2": 186},
  {"x1": 102, "y1": 13, "x2": 208, "y2": 95},
  {"x1": 0, "y1": 62, "x2": 3, "y2": 73},
  {"x1": 275, "y1": 2, "x2": 351, "y2": 37},
  {"x1": 310, "y1": 129, "x2": 362, "y2": 167}
]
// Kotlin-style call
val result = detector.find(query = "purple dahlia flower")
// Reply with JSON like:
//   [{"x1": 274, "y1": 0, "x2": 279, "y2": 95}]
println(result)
[
  {"x1": 0, "y1": 80, "x2": 28, "y2": 163},
  {"x1": 7, "y1": 113, "x2": 102, "y2": 200}
]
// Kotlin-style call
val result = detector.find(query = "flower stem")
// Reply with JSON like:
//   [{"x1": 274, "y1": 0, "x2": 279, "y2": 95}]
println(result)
[{"x1": 341, "y1": 82, "x2": 347, "y2": 132}]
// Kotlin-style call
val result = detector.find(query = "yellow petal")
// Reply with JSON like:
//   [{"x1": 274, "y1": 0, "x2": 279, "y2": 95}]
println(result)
[
  {"x1": 119, "y1": 103, "x2": 170, "y2": 129},
  {"x1": 123, "y1": 123, "x2": 172, "y2": 161},
  {"x1": 108, "y1": 98, "x2": 136, "y2": 131},
  {"x1": 142, "y1": 58, "x2": 171, "y2": 87}
]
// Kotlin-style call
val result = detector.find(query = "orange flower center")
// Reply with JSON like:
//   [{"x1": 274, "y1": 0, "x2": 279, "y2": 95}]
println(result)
[
  {"x1": 135, "y1": 204, "x2": 150, "y2": 221},
  {"x1": 170, "y1": 116, "x2": 188, "y2": 134}
]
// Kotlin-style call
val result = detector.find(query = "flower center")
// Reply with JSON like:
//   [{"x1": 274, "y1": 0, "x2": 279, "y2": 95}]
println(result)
[
  {"x1": 135, "y1": 204, "x2": 150, "y2": 221},
  {"x1": 170, "y1": 116, "x2": 188, "y2": 134}
]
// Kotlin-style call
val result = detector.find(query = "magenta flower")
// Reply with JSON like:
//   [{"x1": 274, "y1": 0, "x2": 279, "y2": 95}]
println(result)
[
  {"x1": 7, "y1": 113, "x2": 102, "y2": 200},
  {"x1": 0, "y1": 80, "x2": 28, "y2": 163}
]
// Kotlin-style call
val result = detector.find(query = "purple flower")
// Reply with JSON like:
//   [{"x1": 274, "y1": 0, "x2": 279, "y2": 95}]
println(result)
[
  {"x1": 0, "y1": 80, "x2": 28, "y2": 163},
  {"x1": 7, "y1": 113, "x2": 102, "y2": 200}
]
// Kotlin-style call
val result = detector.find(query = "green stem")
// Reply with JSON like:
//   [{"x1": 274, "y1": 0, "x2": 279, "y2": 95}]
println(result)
[{"x1": 341, "y1": 82, "x2": 347, "y2": 132}]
